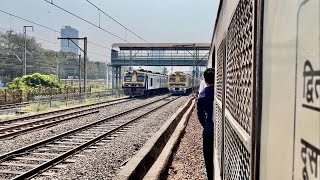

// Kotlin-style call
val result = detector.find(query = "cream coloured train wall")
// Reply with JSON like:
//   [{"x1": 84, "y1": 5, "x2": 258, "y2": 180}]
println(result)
[
  {"x1": 260, "y1": 0, "x2": 319, "y2": 179},
  {"x1": 208, "y1": 0, "x2": 320, "y2": 179}
]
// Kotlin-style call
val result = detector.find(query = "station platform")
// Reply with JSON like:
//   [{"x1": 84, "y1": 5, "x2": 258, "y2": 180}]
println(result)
[
  {"x1": 165, "y1": 108, "x2": 221, "y2": 180},
  {"x1": 166, "y1": 109, "x2": 207, "y2": 179}
]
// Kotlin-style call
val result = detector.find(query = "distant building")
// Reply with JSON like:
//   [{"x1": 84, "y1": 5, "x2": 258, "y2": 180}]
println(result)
[{"x1": 60, "y1": 26, "x2": 79, "y2": 54}]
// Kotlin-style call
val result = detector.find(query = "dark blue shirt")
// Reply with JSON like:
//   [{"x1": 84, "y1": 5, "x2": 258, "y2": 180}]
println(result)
[{"x1": 197, "y1": 85, "x2": 214, "y2": 128}]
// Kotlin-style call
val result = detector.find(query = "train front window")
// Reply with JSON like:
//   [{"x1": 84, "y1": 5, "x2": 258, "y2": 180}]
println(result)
[
  {"x1": 137, "y1": 76, "x2": 145, "y2": 82},
  {"x1": 180, "y1": 77, "x2": 186, "y2": 82},
  {"x1": 170, "y1": 78, "x2": 175, "y2": 82},
  {"x1": 124, "y1": 76, "x2": 132, "y2": 82}
]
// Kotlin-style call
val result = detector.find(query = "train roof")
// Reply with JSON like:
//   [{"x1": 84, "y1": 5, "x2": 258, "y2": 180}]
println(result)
[
  {"x1": 125, "y1": 69, "x2": 167, "y2": 76},
  {"x1": 169, "y1": 71, "x2": 191, "y2": 76}
]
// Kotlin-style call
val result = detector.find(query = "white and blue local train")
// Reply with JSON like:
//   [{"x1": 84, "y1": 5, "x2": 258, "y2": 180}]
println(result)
[{"x1": 122, "y1": 69, "x2": 168, "y2": 96}]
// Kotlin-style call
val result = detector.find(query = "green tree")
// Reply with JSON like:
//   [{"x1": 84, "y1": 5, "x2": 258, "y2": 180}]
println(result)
[
  {"x1": 6, "y1": 73, "x2": 63, "y2": 90},
  {"x1": 0, "y1": 30, "x2": 106, "y2": 83},
  {"x1": 0, "y1": 31, "x2": 57, "y2": 82},
  {"x1": 87, "y1": 61, "x2": 106, "y2": 79}
]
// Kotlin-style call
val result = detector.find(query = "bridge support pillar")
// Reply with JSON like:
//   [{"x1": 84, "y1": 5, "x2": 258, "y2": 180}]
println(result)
[{"x1": 112, "y1": 65, "x2": 122, "y2": 89}]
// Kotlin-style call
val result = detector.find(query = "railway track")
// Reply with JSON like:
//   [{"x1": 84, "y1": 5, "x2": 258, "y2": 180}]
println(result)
[
  {"x1": 0, "y1": 102, "x2": 30, "y2": 111},
  {"x1": 0, "y1": 95, "x2": 179, "y2": 180},
  {"x1": 1, "y1": 97, "x2": 131, "y2": 122},
  {"x1": 0, "y1": 97, "x2": 134, "y2": 139}
]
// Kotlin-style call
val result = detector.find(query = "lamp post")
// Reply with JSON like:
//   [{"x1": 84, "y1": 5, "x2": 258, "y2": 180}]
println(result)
[{"x1": 23, "y1": 26, "x2": 33, "y2": 76}]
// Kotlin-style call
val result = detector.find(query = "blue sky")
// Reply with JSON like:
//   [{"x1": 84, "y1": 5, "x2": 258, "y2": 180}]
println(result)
[{"x1": 0, "y1": 0, "x2": 218, "y2": 66}]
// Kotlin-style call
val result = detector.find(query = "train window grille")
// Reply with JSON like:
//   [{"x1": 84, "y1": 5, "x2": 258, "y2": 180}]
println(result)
[
  {"x1": 213, "y1": 0, "x2": 255, "y2": 178},
  {"x1": 214, "y1": 37, "x2": 226, "y2": 172},
  {"x1": 215, "y1": 102, "x2": 223, "y2": 170},
  {"x1": 224, "y1": 119, "x2": 250, "y2": 180},
  {"x1": 226, "y1": 0, "x2": 254, "y2": 135},
  {"x1": 216, "y1": 39, "x2": 225, "y2": 103}
]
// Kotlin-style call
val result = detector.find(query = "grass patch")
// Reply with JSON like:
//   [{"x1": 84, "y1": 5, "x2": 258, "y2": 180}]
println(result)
[
  {"x1": 90, "y1": 86, "x2": 109, "y2": 92},
  {"x1": 21, "y1": 95, "x2": 125, "y2": 114},
  {"x1": 0, "y1": 94, "x2": 126, "y2": 122},
  {"x1": 0, "y1": 114, "x2": 17, "y2": 122}
]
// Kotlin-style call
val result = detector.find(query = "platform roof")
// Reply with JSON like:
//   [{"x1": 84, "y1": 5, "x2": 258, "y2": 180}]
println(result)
[{"x1": 111, "y1": 43, "x2": 211, "y2": 50}]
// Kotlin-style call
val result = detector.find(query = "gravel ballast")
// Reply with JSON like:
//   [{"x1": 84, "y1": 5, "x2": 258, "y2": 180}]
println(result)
[
  {"x1": 0, "y1": 95, "x2": 170, "y2": 155},
  {"x1": 32, "y1": 96, "x2": 190, "y2": 180},
  {"x1": 166, "y1": 109, "x2": 207, "y2": 180}
]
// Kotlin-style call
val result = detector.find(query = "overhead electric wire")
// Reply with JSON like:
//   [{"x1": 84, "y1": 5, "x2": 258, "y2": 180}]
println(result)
[
  {"x1": 0, "y1": 28, "x2": 111, "y2": 60},
  {"x1": 84, "y1": 1, "x2": 162, "y2": 69},
  {"x1": 44, "y1": 0, "x2": 128, "y2": 42},
  {"x1": 87, "y1": 41, "x2": 111, "y2": 50},
  {"x1": 44, "y1": 0, "x2": 166, "y2": 75},
  {"x1": 85, "y1": 0, "x2": 151, "y2": 44},
  {"x1": 37, "y1": 37, "x2": 111, "y2": 58},
  {"x1": 0, "y1": 9, "x2": 112, "y2": 50},
  {"x1": 44, "y1": 0, "x2": 168, "y2": 71}
]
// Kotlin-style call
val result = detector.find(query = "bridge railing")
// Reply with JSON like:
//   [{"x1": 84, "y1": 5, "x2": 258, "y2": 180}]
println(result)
[{"x1": 112, "y1": 50, "x2": 209, "y2": 60}]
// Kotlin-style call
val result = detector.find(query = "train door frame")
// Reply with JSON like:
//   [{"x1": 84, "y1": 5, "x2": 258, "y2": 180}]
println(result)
[
  {"x1": 221, "y1": 36, "x2": 227, "y2": 179},
  {"x1": 146, "y1": 74, "x2": 149, "y2": 90},
  {"x1": 253, "y1": 0, "x2": 264, "y2": 179},
  {"x1": 212, "y1": 46, "x2": 216, "y2": 69}
]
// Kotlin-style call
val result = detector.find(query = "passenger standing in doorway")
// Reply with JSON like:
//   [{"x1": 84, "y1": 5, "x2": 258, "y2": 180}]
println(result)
[{"x1": 197, "y1": 68, "x2": 214, "y2": 180}]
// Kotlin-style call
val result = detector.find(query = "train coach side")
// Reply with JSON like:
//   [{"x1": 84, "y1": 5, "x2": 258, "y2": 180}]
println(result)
[
  {"x1": 208, "y1": 0, "x2": 319, "y2": 180},
  {"x1": 122, "y1": 70, "x2": 168, "y2": 96},
  {"x1": 145, "y1": 72, "x2": 168, "y2": 94}
]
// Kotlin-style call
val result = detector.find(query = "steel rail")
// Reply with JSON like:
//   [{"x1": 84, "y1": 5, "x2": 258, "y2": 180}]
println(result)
[
  {"x1": 14, "y1": 96, "x2": 179, "y2": 179},
  {"x1": 0, "y1": 95, "x2": 176, "y2": 179},
  {"x1": 0, "y1": 98, "x2": 137, "y2": 139},
  {"x1": 0, "y1": 95, "x2": 169, "y2": 139},
  {"x1": 0, "y1": 97, "x2": 132, "y2": 126},
  {"x1": 0, "y1": 110, "x2": 99, "y2": 139},
  {"x1": 0, "y1": 95, "x2": 171, "y2": 161},
  {"x1": 0, "y1": 102, "x2": 30, "y2": 110}
]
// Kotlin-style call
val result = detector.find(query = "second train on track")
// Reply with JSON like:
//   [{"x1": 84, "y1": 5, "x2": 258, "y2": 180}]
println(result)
[{"x1": 122, "y1": 69, "x2": 200, "y2": 96}]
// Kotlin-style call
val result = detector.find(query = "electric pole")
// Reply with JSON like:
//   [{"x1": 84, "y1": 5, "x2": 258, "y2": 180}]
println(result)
[
  {"x1": 192, "y1": 44, "x2": 196, "y2": 93},
  {"x1": 23, "y1": 26, "x2": 33, "y2": 76},
  {"x1": 79, "y1": 54, "x2": 81, "y2": 93},
  {"x1": 106, "y1": 63, "x2": 109, "y2": 89},
  {"x1": 83, "y1": 37, "x2": 87, "y2": 92},
  {"x1": 58, "y1": 37, "x2": 87, "y2": 92}
]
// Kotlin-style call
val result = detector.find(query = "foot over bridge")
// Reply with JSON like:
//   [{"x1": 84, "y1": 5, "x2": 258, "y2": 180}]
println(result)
[{"x1": 110, "y1": 43, "x2": 210, "y2": 88}]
